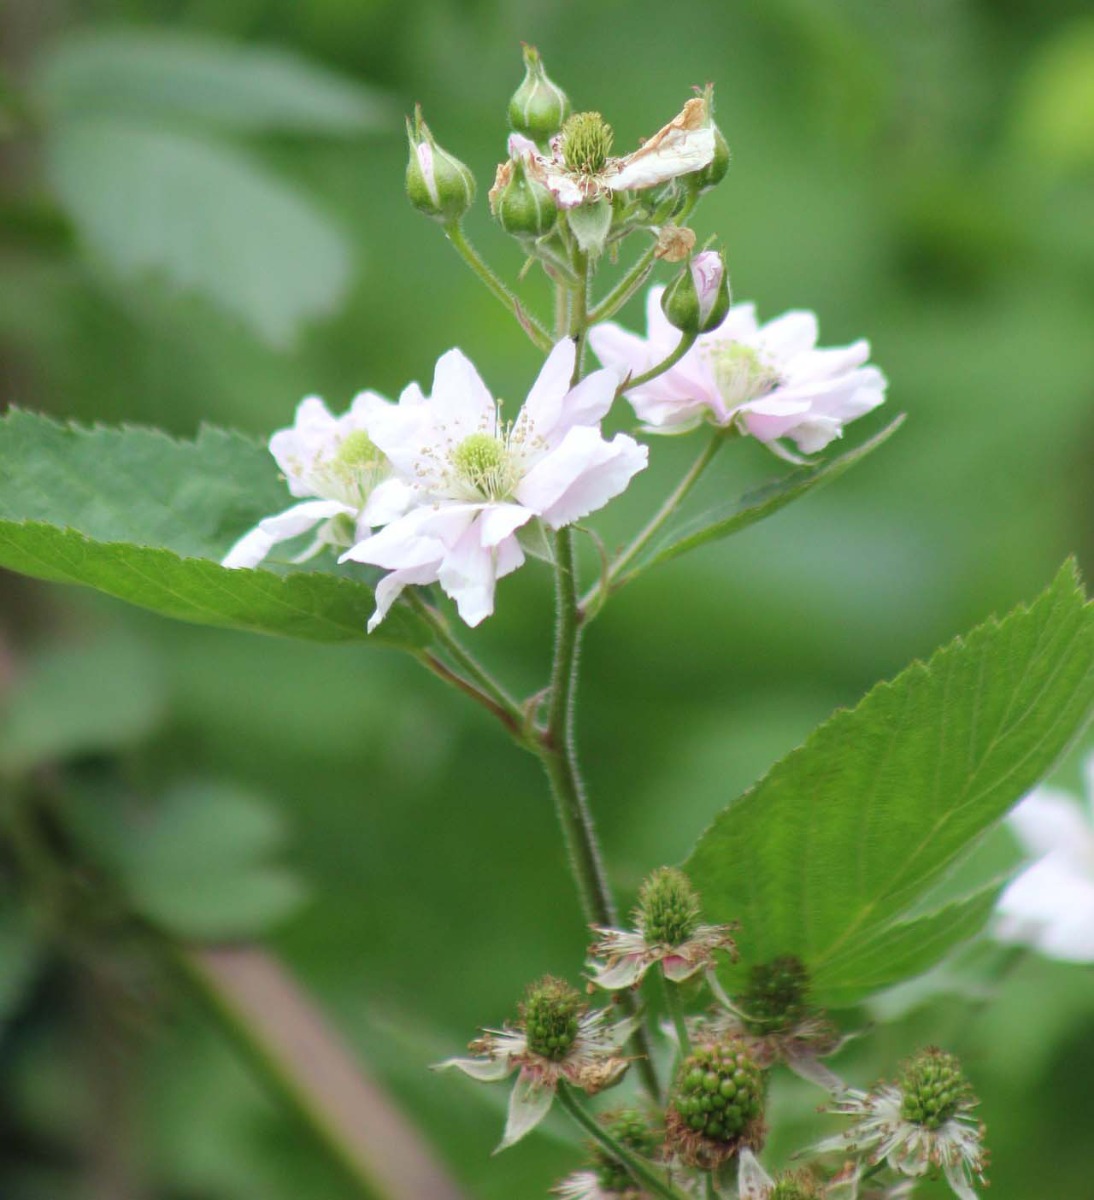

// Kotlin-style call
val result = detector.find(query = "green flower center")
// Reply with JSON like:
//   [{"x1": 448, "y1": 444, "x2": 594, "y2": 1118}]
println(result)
[
  {"x1": 708, "y1": 343, "x2": 781, "y2": 406},
  {"x1": 593, "y1": 1110, "x2": 659, "y2": 1193},
  {"x1": 671, "y1": 1040, "x2": 764, "y2": 1143},
  {"x1": 334, "y1": 430, "x2": 381, "y2": 471},
  {"x1": 451, "y1": 432, "x2": 513, "y2": 500},
  {"x1": 899, "y1": 1048, "x2": 972, "y2": 1131},
  {"x1": 520, "y1": 977, "x2": 585, "y2": 1061},
  {"x1": 638, "y1": 867, "x2": 702, "y2": 947},
  {"x1": 561, "y1": 111, "x2": 614, "y2": 175},
  {"x1": 740, "y1": 956, "x2": 810, "y2": 1031}
]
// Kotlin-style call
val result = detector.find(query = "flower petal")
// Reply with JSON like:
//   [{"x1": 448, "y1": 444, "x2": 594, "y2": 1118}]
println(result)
[
  {"x1": 222, "y1": 499, "x2": 353, "y2": 569},
  {"x1": 435, "y1": 1054, "x2": 515, "y2": 1083},
  {"x1": 496, "y1": 1072, "x2": 556, "y2": 1152},
  {"x1": 516, "y1": 427, "x2": 647, "y2": 527},
  {"x1": 610, "y1": 97, "x2": 715, "y2": 191},
  {"x1": 737, "y1": 1148, "x2": 775, "y2": 1200},
  {"x1": 431, "y1": 348, "x2": 498, "y2": 431}
]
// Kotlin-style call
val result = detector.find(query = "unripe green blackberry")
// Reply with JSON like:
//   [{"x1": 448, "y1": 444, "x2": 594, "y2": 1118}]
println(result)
[
  {"x1": 561, "y1": 112, "x2": 614, "y2": 175},
  {"x1": 637, "y1": 867, "x2": 701, "y2": 947},
  {"x1": 899, "y1": 1047, "x2": 973, "y2": 1131},
  {"x1": 771, "y1": 1170, "x2": 821, "y2": 1200},
  {"x1": 591, "y1": 1109, "x2": 659, "y2": 1193},
  {"x1": 519, "y1": 976, "x2": 584, "y2": 1061},
  {"x1": 670, "y1": 1039, "x2": 764, "y2": 1144},
  {"x1": 740, "y1": 955, "x2": 810, "y2": 1030}
]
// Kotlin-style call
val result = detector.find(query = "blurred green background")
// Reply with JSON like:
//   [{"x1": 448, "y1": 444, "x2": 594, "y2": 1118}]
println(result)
[{"x1": 1, "y1": 0, "x2": 1092, "y2": 1197}]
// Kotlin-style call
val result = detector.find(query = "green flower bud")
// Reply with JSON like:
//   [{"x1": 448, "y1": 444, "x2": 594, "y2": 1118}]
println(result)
[
  {"x1": 685, "y1": 85, "x2": 730, "y2": 194},
  {"x1": 519, "y1": 976, "x2": 585, "y2": 1061},
  {"x1": 637, "y1": 867, "x2": 702, "y2": 947},
  {"x1": 592, "y1": 1109, "x2": 660, "y2": 1193},
  {"x1": 508, "y1": 44, "x2": 571, "y2": 143},
  {"x1": 740, "y1": 955, "x2": 811, "y2": 1031},
  {"x1": 490, "y1": 155, "x2": 557, "y2": 241},
  {"x1": 660, "y1": 250, "x2": 730, "y2": 336},
  {"x1": 668, "y1": 1039, "x2": 765, "y2": 1162},
  {"x1": 899, "y1": 1047, "x2": 974, "y2": 1131},
  {"x1": 405, "y1": 105, "x2": 475, "y2": 224}
]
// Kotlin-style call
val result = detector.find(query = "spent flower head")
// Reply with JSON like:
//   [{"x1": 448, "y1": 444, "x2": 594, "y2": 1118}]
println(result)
[
  {"x1": 222, "y1": 393, "x2": 407, "y2": 570},
  {"x1": 812, "y1": 1048, "x2": 987, "y2": 1200},
  {"x1": 588, "y1": 867, "x2": 738, "y2": 990},
  {"x1": 436, "y1": 976, "x2": 638, "y2": 1151},
  {"x1": 341, "y1": 339, "x2": 646, "y2": 629},
  {"x1": 589, "y1": 293, "x2": 886, "y2": 456}
]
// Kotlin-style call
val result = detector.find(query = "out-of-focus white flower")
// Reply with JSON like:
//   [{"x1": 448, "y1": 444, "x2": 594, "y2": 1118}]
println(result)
[
  {"x1": 812, "y1": 1049, "x2": 987, "y2": 1200},
  {"x1": 588, "y1": 867, "x2": 737, "y2": 990},
  {"x1": 436, "y1": 978, "x2": 637, "y2": 1152},
  {"x1": 589, "y1": 290, "x2": 886, "y2": 456},
  {"x1": 516, "y1": 96, "x2": 716, "y2": 210},
  {"x1": 222, "y1": 394, "x2": 407, "y2": 569},
  {"x1": 343, "y1": 339, "x2": 646, "y2": 630},
  {"x1": 994, "y1": 754, "x2": 1094, "y2": 962}
]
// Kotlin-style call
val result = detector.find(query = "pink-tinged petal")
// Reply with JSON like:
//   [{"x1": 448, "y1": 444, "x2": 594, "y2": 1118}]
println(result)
[
  {"x1": 367, "y1": 562, "x2": 441, "y2": 633},
  {"x1": 549, "y1": 367, "x2": 622, "y2": 436},
  {"x1": 496, "y1": 1072, "x2": 556, "y2": 1152},
  {"x1": 588, "y1": 322, "x2": 655, "y2": 377},
  {"x1": 431, "y1": 348, "x2": 497, "y2": 430},
  {"x1": 507, "y1": 132, "x2": 539, "y2": 161},
  {"x1": 222, "y1": 499, "x2": 353, "y2": 568},
  {"x1": 436, "y1": 519, "x2": 503, "y2": 627},
  {"x1": 589, "y1": 954, "x2": 646, "y2": 990},
  {"x1": 517, "y1": 427, "x2": 648, "y2": 527},
  {"x1": 522, "y1": 339, "x2": 576, "y2": 433},
  {"x1": 645, "y1": 286, "x2": 682, "y2": 352},
  {"x1": 341, "y1": 508, "x2": 449, "y2": 569},
  {"x1": 361, "y1": 477, "x2": 416, "y2": 527},
  {"x1": 661, "y1": 954, "x2": 706, "y2": 983},
  {"x1": 758, "y1": 310, "x2": 818, "y2": 359},
  {"x1": 785, "y1": 416, "x2": 844, "y2": 455},
  {"x1": 346, "y1": 388, "x2": 394, "y2": 424},
  {"x1": 738, "y1": 1148, "x2": 775, "y2": 1200},
  {"x1": 715, "y1": 301, "x2": 760, "y2": 340},
  {"x1": 784, "y1": 1045, "x2": 847, "y2": 1093},
  {"x1": 493, "y1": 532, "x2": 526, "y2": 580},
  {"x1": 478, "y1": 502, "x2": 536, "y2": 547},
  {"x1": 789, "y1": 341, "x2": 871, "y2": 381},
  {"x1": 435, "y1": 1055, "x2": 516, "y2": 1083}
]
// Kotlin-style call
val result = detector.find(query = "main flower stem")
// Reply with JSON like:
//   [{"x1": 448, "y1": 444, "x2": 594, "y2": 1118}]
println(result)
[
  {"x1": 580, "y1": 430, "x2": 727, "y2": 619},
  {"x1": 661, "y1": 974, "x2": 692, "y2": 1060},
  {"x1": 556, "y1": 1085, "x2": 691, "y2": 1200},
  {"x1": 444, "y1": 223, "x2": 553, "y2": 351}
]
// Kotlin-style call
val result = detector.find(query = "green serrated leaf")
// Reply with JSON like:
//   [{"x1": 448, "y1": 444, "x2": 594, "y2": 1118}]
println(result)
[
  {"x1": 35, "y1": 30, "x2": 393, "y2": 135},
  {"x1": 46, "y1": 118, "x2": 353, "y2": 345},
  {"x1": 630, "y1": 417, "x2": 904, "y2": 578},
  {"x1": 686, "y1": 561, "x2": 1094, "y2": 1007},
  {"x1": 0, "y1": 410, "x2": 431, "y2": 649}
]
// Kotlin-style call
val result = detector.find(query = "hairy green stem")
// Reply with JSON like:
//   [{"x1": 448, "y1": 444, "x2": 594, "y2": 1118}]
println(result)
[
  {"x1": 444, "y1": 223, "x2": 552, "y2": 350},
  {"x1": 616, "y1": 332, "x2": 697, "y2": 397},
  {"x1": 556, "y1": 1085, "x2": 691, "y2": 1200}
]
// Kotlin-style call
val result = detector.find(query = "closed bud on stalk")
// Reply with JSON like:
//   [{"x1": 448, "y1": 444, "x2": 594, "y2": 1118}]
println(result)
[
  {"x1": 661, "y1": 249, "x2": 730, "y2": 335},
  {"x1": 508, "y1": 44, "x2": 571, "y2": 143},
  {"x1": 490, "y1": 154, "x2": 557, "y2": 240},
  {"x1": 405, "y1": 105, "x2": 475, "y2": 224},
  {"x1": 591, "y1": 1109, "x2": 660, "y2": 1194}
]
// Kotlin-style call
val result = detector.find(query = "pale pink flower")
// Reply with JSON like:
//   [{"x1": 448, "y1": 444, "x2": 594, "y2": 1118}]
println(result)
[
  {"x1": 589, "y1": 924, "x2": 737, "y2": 991},
  {"x1": 342, "y1": 339, "x2": 647, "y2": 630},
  {"x1": 994, "y1": 753, "x2": 1094, "y2": 962},
  {"x1": 222, "y1": 394, "x2": 409, "y2": 569},
  {"x1": 589, "y1": 289, "x2": 886, "y2": 456}
]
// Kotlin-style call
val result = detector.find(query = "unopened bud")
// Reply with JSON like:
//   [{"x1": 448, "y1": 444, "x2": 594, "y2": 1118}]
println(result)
[
  {"x1": 508, "y1": 44, "x2": 571, "y2": 144},
  {"x1": 899, "y1": 1047, "x2": 974, "y2": 1131},
  {"x1": 405, "y1": 105, "x2": 475, "y2": 224},
  {"x1": 519, "y1": 976, "x2": 585, "y2": 1061},
  {"x1": 490, "y1": 154, "x2": 557, "y2": 241},
  {"x1": 637, "y1": 867, "x2": 702, "y2": 947},
  {"x1": 661, "y1": 249, "x2": 730, "y2": 335}
]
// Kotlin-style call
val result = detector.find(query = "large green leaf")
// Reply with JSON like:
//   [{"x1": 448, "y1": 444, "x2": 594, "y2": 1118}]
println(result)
[
  {"x1": 35, "y1": 30, "x2": 392, "y2": 135},
  {"x1": 624, "y1": 416, "x2": 904, "y2": 581},
  {"x1": 46, "y1": 118, "x2": 353, "y2": 345},
  {"x1": 0, "y1": 409, "x2": 431, "y2": 649},
  {"x1": 685, "y1": 561, "x2": 1094, "y2": 1007}
]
